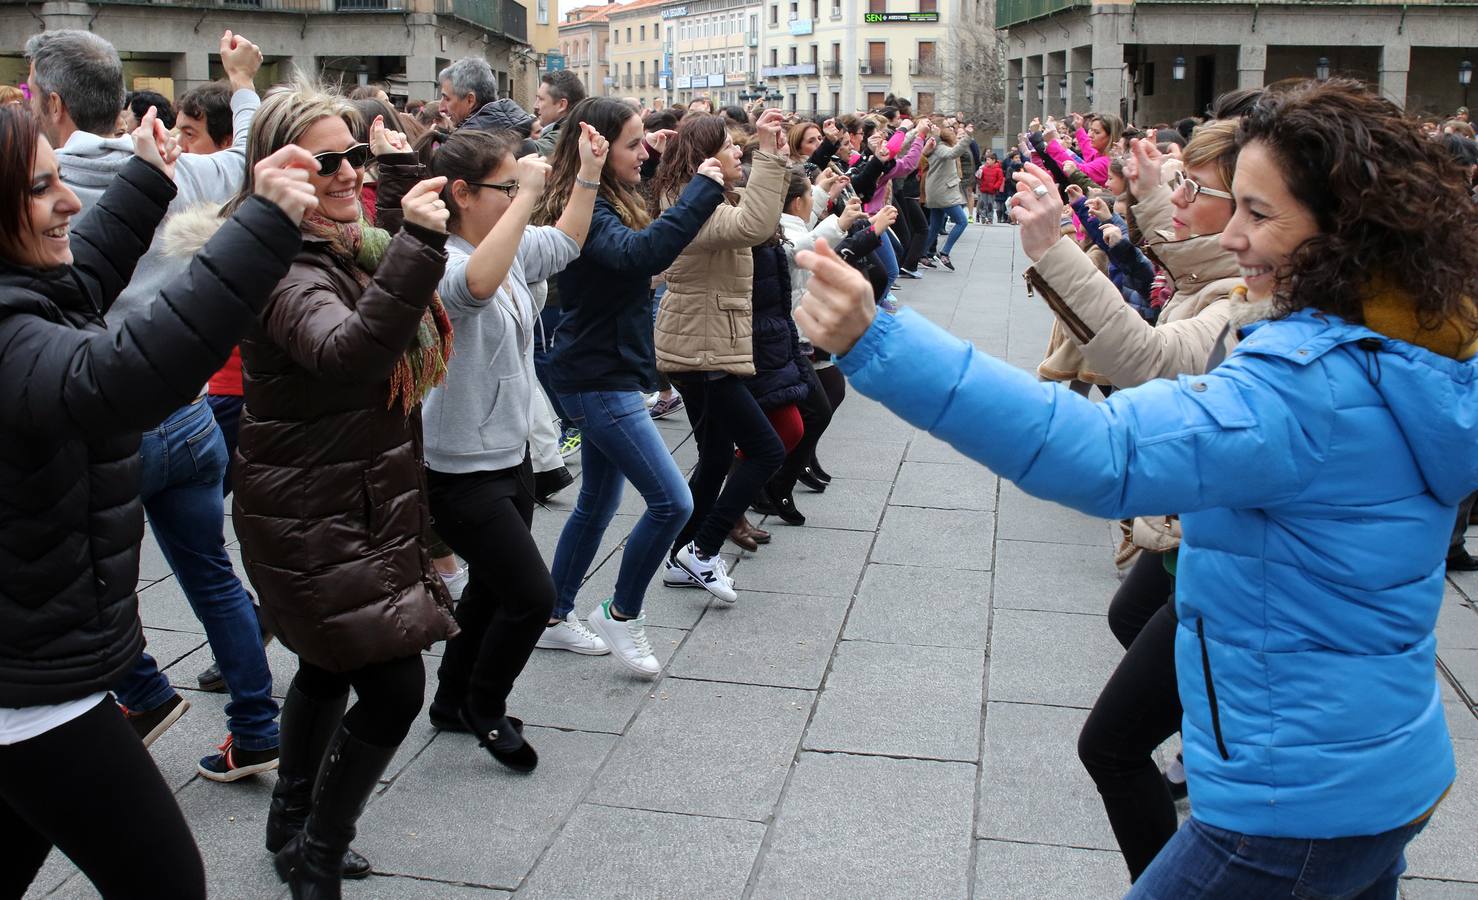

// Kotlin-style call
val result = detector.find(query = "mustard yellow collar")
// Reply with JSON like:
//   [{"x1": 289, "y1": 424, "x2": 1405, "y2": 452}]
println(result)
[{"x1": 1362, "y1": 286, "x2": 1478, "y2": 361}]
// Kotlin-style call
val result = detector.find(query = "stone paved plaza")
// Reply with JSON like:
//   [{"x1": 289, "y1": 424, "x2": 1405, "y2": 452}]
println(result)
[{"x1": 24, "y1": 224, "x2": 1478, "y2": 899}]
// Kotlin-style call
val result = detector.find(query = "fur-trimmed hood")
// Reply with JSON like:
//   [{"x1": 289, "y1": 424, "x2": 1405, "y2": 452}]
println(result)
[{"x1": 161, "y1": 203, "x2": 228, "y2": 259}]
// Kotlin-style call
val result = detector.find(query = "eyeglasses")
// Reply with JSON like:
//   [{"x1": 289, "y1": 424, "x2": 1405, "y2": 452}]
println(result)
[
  {"x1": 1169, "y1": 170, "x2": 1233, "y2": 202},
  {"x1": 310, "y1": 143, "x2": 371, "y2": 177},
  {"x1": 465, "y1": 180, "x2": 520, "y2": 199}
]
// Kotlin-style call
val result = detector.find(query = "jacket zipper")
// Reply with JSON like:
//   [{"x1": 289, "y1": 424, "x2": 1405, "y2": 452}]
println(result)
[
  {"x1": 1023, "y1": 268, "x2": 1096, "y2": 346},
  {"x1": 1196, "y1": 618, "x2": 1232, "y2": 761}
]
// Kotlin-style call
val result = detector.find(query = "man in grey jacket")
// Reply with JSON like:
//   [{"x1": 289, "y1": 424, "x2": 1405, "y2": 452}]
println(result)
[{"x1": 26, "y1": 29, "x2": 283, "y2": 784}]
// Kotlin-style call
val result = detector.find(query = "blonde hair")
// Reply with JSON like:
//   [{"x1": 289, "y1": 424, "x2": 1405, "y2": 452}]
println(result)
[
  {"x1": 224, "y1": 76, "x2": 361, "y2": 216},
  {"x1": 1181, "y1": 119, "x2": 1240, "y2": 194}
]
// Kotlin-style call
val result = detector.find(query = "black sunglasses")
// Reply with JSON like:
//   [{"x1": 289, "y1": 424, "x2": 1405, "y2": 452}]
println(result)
[
  {"x1": 311, "y1": 143, "x2": 371, "y2": 176},
  {"x1": 465, "y1": 180, "x2": 519, "y2": 199}
]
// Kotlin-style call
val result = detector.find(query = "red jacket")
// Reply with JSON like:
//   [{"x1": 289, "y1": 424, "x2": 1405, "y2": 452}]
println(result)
[{"x1": 978, "y1": 161, "x2": 1005, "y2": 193}]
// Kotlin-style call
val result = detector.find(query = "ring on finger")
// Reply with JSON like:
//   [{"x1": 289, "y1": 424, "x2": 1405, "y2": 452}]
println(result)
[{"x1": 1032, "y1": 185, "x2": 1050, "y2": 199}]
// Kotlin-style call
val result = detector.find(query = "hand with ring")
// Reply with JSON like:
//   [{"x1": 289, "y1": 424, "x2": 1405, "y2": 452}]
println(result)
[{"x1": 1009, "y1": 163, "x2": 1066, "y2": 262}]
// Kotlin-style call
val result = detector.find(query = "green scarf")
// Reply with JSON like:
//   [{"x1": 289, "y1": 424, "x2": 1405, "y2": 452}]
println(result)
[{"x1": 301, "y1": 212, "x2": 453, "y2": 415}]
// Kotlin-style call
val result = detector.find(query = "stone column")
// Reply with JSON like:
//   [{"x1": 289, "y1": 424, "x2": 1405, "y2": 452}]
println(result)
[
  {"x1": 1045, "y1": 49, "x2": 1066, "y2": 120},
  {"x1": 170, "y1": 51, "x2": 212, "y2": 94},
  {"x1": 1237, "y1": 44, "x2": 1266, "y2": 91},
  {"x1": 406, "y1": 50, "x2": 441, "y2": 103},
  {"x1": 1068, "y1": 45, "x2": 1092, "y2": 116},
  {"x1": 1023, "y1": 54, "x2": 1043, "y2": 128},
  {"x1": 1379, "y1": 42, "x2": 1411, "y2": 109},
  {"x1": 1006, "y1": 55, "x2": 1024, "y2": 138},
  {"x1": 1089, "y1": 12, "x2": 1121, "y2": 123}
]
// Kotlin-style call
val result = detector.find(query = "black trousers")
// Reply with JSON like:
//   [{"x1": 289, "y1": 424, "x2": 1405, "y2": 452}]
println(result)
[
  {"x1": 897, "y1": 197, "x2": 928, "y2": 272},
  {"x1": 1078, "y1": 551, "x2": 1182, "y2": 881},
  {"x1": 772, "y1": 361, "x2": 834, "y2": 495},
  {"x1": 292, "y1": 654, "x2": 425, "y2": 749},
  {"x1": 426, "y1": 460, "x2": 553, "y2": 721},
  {"x1": 1450, "y1": 490, "x2": 1477, "y2": 557},
  {"x1": 671, "y1": 373, "x2": 785, "y2": 557},
  {"x1": 0, "y1": 698, "x2": 205, "y2": 900}
]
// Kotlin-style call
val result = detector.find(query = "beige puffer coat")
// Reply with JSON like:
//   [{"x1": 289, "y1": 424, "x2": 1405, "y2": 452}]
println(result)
[
  {"x1": 655, "y1": 151, "x2": 789, "y2": 376},
  {"x1": 1031, "y1": 180, "x2": 1246, "y2": 387}
]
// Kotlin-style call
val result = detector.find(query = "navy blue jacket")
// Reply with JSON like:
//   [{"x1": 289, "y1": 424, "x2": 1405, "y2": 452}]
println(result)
[
  {"x1": 745, "y1": 242, "x2": 808, "y2": 410},
  {"x1": 550, "y1": 177, "x2": 725, "y2": 394}
]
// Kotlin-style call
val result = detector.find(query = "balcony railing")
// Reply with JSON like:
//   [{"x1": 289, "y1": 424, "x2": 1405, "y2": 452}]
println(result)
[
  {"x1": 436, "y1": 0, "x2": 526, "y2": 42},
  {"x1": 623, "y1": 74, "x2": 633, "y2": 87},
  {"x1": 910, "y1": 58, "x2": 942, "y2": 77},
  {"x1": 825, "y1": 60, "x2": 842, "y2": 77},
  {"x1": 859, "y1": 58, "x2": 891, "y2": 76},
  {"x1": 996, "y1": 0, "x2": 1471, "y2": 28},
  {"x1": 36, "y1": 0, "x2": 412, "y2": 11}
]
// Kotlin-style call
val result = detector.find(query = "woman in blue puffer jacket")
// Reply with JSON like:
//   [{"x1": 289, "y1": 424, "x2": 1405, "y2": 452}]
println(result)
[{"x1": 794, "y1": 79, "x2": 1478, "y2": 899}]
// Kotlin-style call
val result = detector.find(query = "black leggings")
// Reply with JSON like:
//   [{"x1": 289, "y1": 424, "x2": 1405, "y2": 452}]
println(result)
[
  {"x1": 772, "y1": 361, "x2": 834, "y2": 495},
  {"x1": 0, "y1": 698, "x2": 205, "y2": 899},
  {"x1": 291, "y1": 653, "x2": 425, "y2": 749},
  {"x1": 426, "y1": 460, "x2": 553, "y2": 721},
  {"x1": 671, "y1": 373, "x2": 785, "y2": 557},
  {"x1": 1078, "y1": 551, "x2": 1181, "y2": 881},
  {"x1": 897, "y1": 197, "x2": 928, "y2": 272}
]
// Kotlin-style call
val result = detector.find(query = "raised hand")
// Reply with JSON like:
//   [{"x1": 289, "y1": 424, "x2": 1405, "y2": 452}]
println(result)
[
  {"x1": 368, "y1": 115, "x2": 409, "y2": 157},
  {"x1": 1087, "y1": 196, "x2": 1112, "y2": 222},
  {"x1": 870, "y1": 204, "x2": 898, "y2": 235},
  {"x1": 517, "y1": 152, "x2": 553, "y2": 196},
  {"x1": 821, "y1": 117, "x2": 841, "y2": 142},
  {"x1": 827, "y1": 173, "x2": 851, "y2": 200},
  {"x1": 577, "y1": 121, "x2": 609, "y2": 181},
  {"x1": 1101, "y1": 223, "x2": 1124, "y2": 247},
  {"x1": 647, "y1": 128, "x2": 678, "y2": 155},
  {"x1": 1070, "y1": 112, "x2": 1085, "y2": 132},
  {"x1": 402, "y1": 177, "x2": 450, "y2": 233},
  {"x1": 794, "y1": 240, "x2": 876, "y2": 355},
  {"x1": 219, "y1": 30, "x2": 263, "y2": 91},
  {"x1": 837, "y1": 196, "x2": 863, "y2": 231},
  {"x1": 252, "y1": 145, "x2": 319, "y2": 224},
  {"x1": 697, "y1": 157, "x2": 725, "y2": 185},
  {"x1": 131, "y1": 107, "x2": 181, "y2": 180},
  {"x1": 1008, "y1": 162, "x2": 1066, "y2": 262},
  {"x1": 1128, "y1": 137, "x2": 1165, "y2": 197},
  {"x1": 1065, "y1": 183, "x2": 1084, "y2": 204},
  {"x1": 755, "y1": 108, "x2": 788, "y2": 155}
]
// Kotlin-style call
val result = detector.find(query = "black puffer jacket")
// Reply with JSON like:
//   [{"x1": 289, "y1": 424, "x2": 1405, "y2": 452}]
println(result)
[
  {"x1": 0, "y1": 159, "x2": 302, "y2": 707},
  {"x1": 745, "y1": 242, "x2": 809, "y2": 410}
]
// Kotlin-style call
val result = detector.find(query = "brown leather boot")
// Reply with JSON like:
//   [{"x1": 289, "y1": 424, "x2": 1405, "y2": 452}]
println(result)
[
  {"x1": 728, "y1": 518, "x2": 759, "y2": 552},
  {"x1": 741, "y1": 514, "x2": 771, "y2": 544}
]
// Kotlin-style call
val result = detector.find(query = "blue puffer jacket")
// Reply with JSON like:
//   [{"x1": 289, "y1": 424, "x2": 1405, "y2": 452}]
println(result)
[{"x1": 840, "y1": 307, "x2": 1473, "y2": 838}]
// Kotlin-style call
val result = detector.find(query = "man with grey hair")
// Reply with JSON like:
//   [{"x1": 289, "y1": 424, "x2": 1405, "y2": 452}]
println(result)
[
  {"x1": 438, "y1": 56, "x2": 499, "y2": 127},
  {"x1": 25, "y1": 27, "x2": 289, "y2": 787}
]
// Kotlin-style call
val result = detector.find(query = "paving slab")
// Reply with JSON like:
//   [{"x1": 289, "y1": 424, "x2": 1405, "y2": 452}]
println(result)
[
  {"x1": 753, "y1": 752, "x2": 976, "y2": 899},
  {"x1": 139, "y1": 627, "x2": 209, "y2": 672},
  {"x1": 996, "y1": 482, "x2": 1114, "y2": 548},
  {"x1": 1442, "y1": 648, "x2": 1478, "y2": 701},
  {"x1": 907, "y1": 430, "x2": 977, "y2": 466},
  {"x1": 872, "y1": 505, "x2": 996, "y2": 571},
  {"x1": 890, "y1": 460, "x2": 999, "y2": 512},
  {"x1": 844, "y1": 563, "x2": 992, "y2": 650},
  {"x1": 779, "y1": 475, "x2": 892, "y2": 532},
  {"x1": 993, "y1": 539, "x2": 1128, "y2": 616},
  {"x1": 725, "y1": 525, "x2": 874, "y2": 598},
  {"x1": 505, "y1": 625, "x2": 686, "y2": 733},
  {"x1": 988, "y1": 608, "x2": 1123, "y2": 709},
  {"x1": 588, "y1": 678, "x2": 812, "y2": 821},
  {"x1": 667, "y1": 590, "x2": 848, "y2": 689},
  {"x1": 358, "y1": 727, "x2": 616, "y2": 890},
  {"x1": 804, "y1": 640, "x2": 985, "y2": 762},
  {"x1": 978, "y1": 702, "x2": 1118, "y2": 851},
  {"x1": 515, "y1": 804, "x2": 765, "y2": 899},
  {"x1": 814, "y1": 437, "x2": 908, "y2": 482},
  {"x1": 1437, "y1": 590, "x2": 1478, "y2": 651},
  {"x1": 1442, "y1": 681, "x2": 1478, "y2": 741},
  {"x1": 352, "y1": 876, "x2": 510, "y2": 898},
  {"x1": 973, "y1": 839, "x2": 1128, "y2": 900},
  {"x1": 1400, "y1": 877, "x2": 1478, "y2": 899},
  {"x1": 1403, "y1": 737, "x2": 1478, "y2": 883}
]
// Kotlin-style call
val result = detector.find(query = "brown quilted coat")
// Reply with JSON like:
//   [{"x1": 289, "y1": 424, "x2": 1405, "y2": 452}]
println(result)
[{"x1": 232, "y1": 222, "x2": 459, "y2": 672}]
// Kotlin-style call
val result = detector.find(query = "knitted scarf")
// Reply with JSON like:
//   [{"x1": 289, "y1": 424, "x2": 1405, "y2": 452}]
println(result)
[{"x1": 301, "y1": 212, "x2": 453, "y2": 415}]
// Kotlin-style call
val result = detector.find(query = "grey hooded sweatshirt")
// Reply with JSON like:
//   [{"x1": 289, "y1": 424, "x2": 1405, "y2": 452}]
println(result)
[{"x1": 55, "y1": 88, "x2": 259, "y2": 322}]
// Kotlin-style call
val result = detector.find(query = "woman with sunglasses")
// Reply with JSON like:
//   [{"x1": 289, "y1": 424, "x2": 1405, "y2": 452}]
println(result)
[
  {"x1": 1023, "y1": 117, "x2": 1251, "y2": 882},
  {"x1": 378, "y1": 124, "x2": 609, "y2": 771},
  {"x1": 187, "y1": 82, "x2": 459, "y2": 899}
]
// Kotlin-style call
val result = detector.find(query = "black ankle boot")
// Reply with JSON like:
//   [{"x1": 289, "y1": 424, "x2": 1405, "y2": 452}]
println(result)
[
  {"x1": 797, "y1": 466, "x2": 828, "y2": 493},
  {"x1": 460, "y1": 704, "x2": 537, "y2": 773},
  {"x1": 765, "y1": 485, "x2": 807, "y2": 526},
  {"x1": 266, "y1": 687, "x2": 372, "y2": 880},
  {"x1": 274, "y1": 725, "x2": 397, "y2": 900},
  {"x1": 809, "y1": 458, "x2": 833, "y2": 484}
]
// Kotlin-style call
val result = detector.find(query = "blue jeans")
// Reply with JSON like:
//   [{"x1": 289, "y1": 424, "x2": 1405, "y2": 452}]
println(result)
[
  {"x1": 872, "y1": 227, "x2": 899, "y2": 287},
  {"x1": 534, "y1": 306, "x2": 569, "y2": 425},
  {"x1": 1128, "y1": 816, "x2": 1429, "y2": 899},
  {"x1": 114, "y1": 400, "x2": 279, "y2": 751},
  {"x1": 549, "y1": 390, "x2": 693, "y2": 619},
  {"x1": 925, "y1": 204, "x2": 969, "y2": 258}
]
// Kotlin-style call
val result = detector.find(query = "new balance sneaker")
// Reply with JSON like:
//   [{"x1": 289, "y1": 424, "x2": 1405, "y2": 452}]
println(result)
[
  {"x1": 559, "y1": 427, "x2": 582, "y2": 459},
  {"x1": 121, "y1": 693, "x2": 190, "y2": 748},
  {"x1": 440, "y1": 565, "x2": 469, "y2": 601},
  {"x1": 674, "y1": 542, "x2": 737, "y2": 604},
  {"x1": 586, "y1": 599, "x2": 660, "y2": 676},
  {"x1": 662, "y1": 558, "x2": 703, "y2": 588},
  {"x1": 897, "y1": 267, "x2": 922, "y2": 279},
  {"x1": 198, "y1": 734, "x2": 280, "y2": 783},
  {"x1": 649, "y1": 394, "x2": 685, "y2": 420},
  {"x1": 536, "y1": 612, "x2": 611, "y2": 655}
]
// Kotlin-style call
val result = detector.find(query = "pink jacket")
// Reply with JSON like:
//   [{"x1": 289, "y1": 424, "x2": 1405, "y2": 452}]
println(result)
[
  {"x1": 1045, "y1": 138, "x2": 1109, "y2": 187},
  {"x1": 864, "y1": 133, "x2": 923, "y2": 215}
]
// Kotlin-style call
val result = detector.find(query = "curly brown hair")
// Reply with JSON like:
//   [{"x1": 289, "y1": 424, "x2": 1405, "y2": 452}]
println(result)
[
  {"x1": 1237, "y1": 79, "x2": 1478, "y2": 337},
  {"x1": 646, "y1": 113, "x2": 732, "y2": 216}
]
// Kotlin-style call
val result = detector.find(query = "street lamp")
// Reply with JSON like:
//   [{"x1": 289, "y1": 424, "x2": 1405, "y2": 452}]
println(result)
[
  {"x1": 1171, "y1": 56, "x2": 1186, "y2": 81},
  {"x1": 1462, "y1": 60, "x2": 1472, "y2": 106},
  {"x1": 1316, "y1": 57, "x2": 1331, "y2": 81},
  {"x1": 1085, "y1": 73, "x2": 1094, "y2": 104},
  {"x1": 1017, "y1": 79, "x2": 1024, "y2": 102},
  {"x1": 1059, "y1": 77, "x2": 1067, "y2": 100},
  {"x1": 1037, "y1": 78, "x2": 1044, "y2": 101}
]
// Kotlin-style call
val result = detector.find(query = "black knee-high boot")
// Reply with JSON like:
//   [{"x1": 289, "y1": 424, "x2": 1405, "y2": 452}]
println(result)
[
  {"x1": 265, "y1": 686, "x2": 372, "y2": 879},
  {"x1": 274, "y1": 724, "x2": 396, "y2": 899}
]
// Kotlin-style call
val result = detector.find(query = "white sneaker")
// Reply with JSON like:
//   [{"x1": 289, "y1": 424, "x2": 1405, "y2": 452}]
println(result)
[
  {"x1": 587, "y1": 599, "x2": 660, "y2": 676},
  {"x1": 536, "y1": 612, "x2": 611, "y2": 655},
  {"x1": 674, "y1": 542, "x2": 737, "y2": 604},
  {"x1": 662, "y1": 558, "x2": 703, "y2": 589},
  {"x1": 440, "y1": 565, "x2": 469, "y2": 601},
  {"x1": 642, "y1": 391, "x2": 660, "y2": 409}
]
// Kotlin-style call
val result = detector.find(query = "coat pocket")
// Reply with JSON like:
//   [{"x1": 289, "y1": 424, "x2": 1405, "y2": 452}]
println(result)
[
  {"x1": 717, "y1": 294, "x2": 751, "y2": 347},
  {"x1": 1196, "y1": 618, "x2": 1232, "y2": 761}
]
